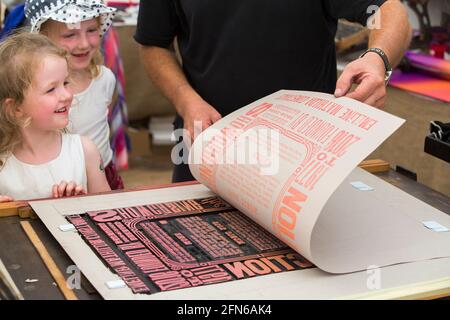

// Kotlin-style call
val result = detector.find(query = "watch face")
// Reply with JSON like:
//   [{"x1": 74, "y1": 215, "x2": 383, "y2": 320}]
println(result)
[{"x1": 385, "y1": 70, "x2": 393, "y2": 85}]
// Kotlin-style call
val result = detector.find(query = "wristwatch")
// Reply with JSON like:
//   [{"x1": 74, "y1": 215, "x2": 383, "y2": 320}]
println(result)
[{"x1": 359, "y1": 48, "x2": 393, "y2": 85}]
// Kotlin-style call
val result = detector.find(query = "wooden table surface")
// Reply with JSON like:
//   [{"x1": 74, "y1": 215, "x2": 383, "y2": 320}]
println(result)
[{"x1": 1, "y1": 171, "x2": 449, "y2": 300}]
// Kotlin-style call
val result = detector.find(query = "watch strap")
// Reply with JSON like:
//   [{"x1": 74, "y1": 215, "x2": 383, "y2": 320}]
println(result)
[{"x1": 360, "y1": 48, "x2": 393, "y2": 85}]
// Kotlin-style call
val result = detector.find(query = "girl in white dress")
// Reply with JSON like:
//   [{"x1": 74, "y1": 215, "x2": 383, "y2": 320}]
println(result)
[{"x1": 0, "y1": 32, "x2": 111, "y2": 202}]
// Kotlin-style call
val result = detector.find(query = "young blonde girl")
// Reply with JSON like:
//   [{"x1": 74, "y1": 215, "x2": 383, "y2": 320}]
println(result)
[
  {"x1": 0, "y1": 32, "x2": 111, "y2": 202},
  {"x1": 25, "y1": 0, "x2": 124, "y2": 190}
]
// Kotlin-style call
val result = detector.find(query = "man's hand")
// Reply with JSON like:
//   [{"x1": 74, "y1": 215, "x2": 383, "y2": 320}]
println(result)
[
  {"x1": 334, "y1": 0, "x2": 412, "y2": 108},
  {"x1": 335, "y1": 52, "x2": 387, "y2": 108},
  {"x1": 0, "y1": 195, "x2": 13, "y2": 203},
  {"x1": 52, "y1": 181, "x2": 86, "y2": 198},
  {"x1": 180, "y1": 98, "x2": 222, "y2": 144}
]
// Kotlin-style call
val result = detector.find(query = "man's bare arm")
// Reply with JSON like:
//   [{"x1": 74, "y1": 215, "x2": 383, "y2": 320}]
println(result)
[
  {"x1": 335, "y1": 0, "x2": 412, "y2": 108},
  {"x1": 367, "y1": 0, "x2": 412, "y2": 67},
  {"x1": 139, "y1": 46, "x2": 221, "y2": 140}
]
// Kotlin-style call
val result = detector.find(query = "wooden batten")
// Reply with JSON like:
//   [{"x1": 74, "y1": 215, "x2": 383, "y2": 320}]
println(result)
[
  {"x1": 359, "y1": 159, "x2": 391, "y2": 174},
  {"x1": 0, "y1": 202, "x2": 29, "y2": 218}
]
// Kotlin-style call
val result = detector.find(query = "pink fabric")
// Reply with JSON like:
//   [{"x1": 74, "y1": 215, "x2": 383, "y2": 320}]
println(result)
[
  {"x1": 105, "y1": 161, "x2": 124, "y2": 190},
  {"x1": 103, "y1": 27, "x2": 129, "y2": 170}
]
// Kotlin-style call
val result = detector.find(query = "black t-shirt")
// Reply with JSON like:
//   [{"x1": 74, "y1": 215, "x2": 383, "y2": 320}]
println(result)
[{"x1": 135, "y1": 0, "x2": 386, "y2": 119}]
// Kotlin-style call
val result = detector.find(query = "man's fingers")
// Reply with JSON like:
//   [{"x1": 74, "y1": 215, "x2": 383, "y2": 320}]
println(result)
[
  {"x1": 361, "y1": 81, "x2": 385, "y2": 105},
  {"x1": 186, "y1": 115, "x2": 218, "y2": 143},
  {"x1": 371, "y1": 96, "x2": 386, "y2": 109},
  {"x1": 201, "y1": 117, "x2": 213, "y2": 131},
  {"x1": 183, "y1": 124, "x2": 195, "y2": 144},
  {"x1": 335, "y1": 65, "x2": 358, "y2": 97},
  {"x1": 211, "y1": 112, "x2": 222, "y2": 123},
  {"x1": 345, "y1": 75, "x2": 381, "y2": 102},
  {"x1": 182, "y1": 102, "x2": 221, "y2": 144},
  {"x1": 363, "y1": 87, "x2": 386, "y2": 107},
  {"x1": 185, "y1": 118, "x2": 207, "y2": 142}
]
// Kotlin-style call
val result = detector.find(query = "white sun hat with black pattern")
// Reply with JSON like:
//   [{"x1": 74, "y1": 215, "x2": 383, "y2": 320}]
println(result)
[{"x1": 25, "y1": 0, "x2": 116, "y2": 35}]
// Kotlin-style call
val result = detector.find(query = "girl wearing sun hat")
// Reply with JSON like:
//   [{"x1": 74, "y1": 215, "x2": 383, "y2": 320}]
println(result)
[
  {"x1": 26, "y1": 0, "x2": 115, "y2": 34},
  {"x1": 25, "y1": 0, "x2": 124, "y2": 190}
]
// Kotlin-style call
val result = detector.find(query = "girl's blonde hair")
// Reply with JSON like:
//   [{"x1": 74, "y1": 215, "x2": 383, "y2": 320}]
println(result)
[
  {"x1": 0, "y1": 31, "x2": 68, "y2": 167},
  {"x1": 40, "y1": 18, "x2": 103, "y2": 78}
]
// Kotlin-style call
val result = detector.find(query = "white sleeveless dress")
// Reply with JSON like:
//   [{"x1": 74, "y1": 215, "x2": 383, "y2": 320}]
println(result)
[
  {"x1": 68, "y1": 66, "x2": 115, "y2": 165},
  {"x1": 0, "y1": 134, "x2": 87, "y2": 200}
]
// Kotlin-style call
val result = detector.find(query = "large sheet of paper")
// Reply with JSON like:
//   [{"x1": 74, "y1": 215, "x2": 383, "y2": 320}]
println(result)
[
  {"x1": 189, "y1": 90, "x2": 450, "y2": 273},
  {"x1": 30, "y1": 180, "x2": 450, "y2": 300},
  {"x1": 29, "y1": 90, "x2": 450, "y2": 299}
]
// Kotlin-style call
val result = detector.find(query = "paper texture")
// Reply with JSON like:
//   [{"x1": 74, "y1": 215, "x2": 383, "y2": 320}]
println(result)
[
  {"x1": 188, "y1": 90, "x2": 450, "y2": 273},
  {"x1": 30, "y1": 183, "x2": 450, "y2": 300},
  {"x1": 313, "y1": 167, "x2": 450, "y2": 273}
]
